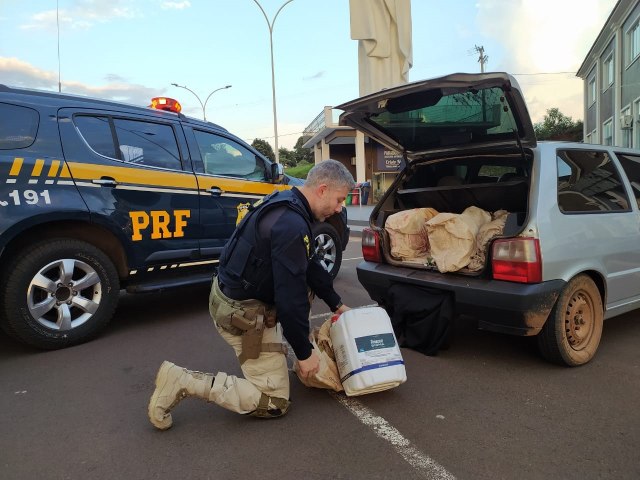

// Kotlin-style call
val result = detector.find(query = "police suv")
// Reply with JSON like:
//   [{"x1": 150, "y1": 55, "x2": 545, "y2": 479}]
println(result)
[{"x1": 0, "y1": 85, "x2": 349, "y2": 350}]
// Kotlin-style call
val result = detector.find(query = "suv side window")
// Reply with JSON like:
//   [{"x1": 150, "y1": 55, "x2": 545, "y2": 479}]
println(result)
[
  {"x1": 113, "y1": 118, "x2": 181, "y2": 169},
  {"x1": 193, "y1": 129, "x2": 267, "y2": 181},
  {"x1": 74, "y1": 115, "x2": 182, "y2": 170},
  {"x1": 614, "y1": 153, "x2": 640, "y2": 209},
  {"x1": 557, "y1": 149, "x2": 630, "y2": 213},
  {"x1": 0, "y1": 103, "x2": 39, "y2": 149}
]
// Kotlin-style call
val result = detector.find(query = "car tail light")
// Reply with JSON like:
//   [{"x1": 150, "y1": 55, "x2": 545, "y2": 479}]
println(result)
[
  {"x1": 491, "y1": 237, "x2": 542, "y2": 283},
  {"x1": 149, "y1": 97, "x2": 182, "y2": 113},
  {"x1": 362, "y1": 228, "x2": 382, "y2": 263}
]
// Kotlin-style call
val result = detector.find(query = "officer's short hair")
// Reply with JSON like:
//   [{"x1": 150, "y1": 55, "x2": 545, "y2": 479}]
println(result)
[{"x1": 305, "y1": 159, "x2": 355, "y2": 191}]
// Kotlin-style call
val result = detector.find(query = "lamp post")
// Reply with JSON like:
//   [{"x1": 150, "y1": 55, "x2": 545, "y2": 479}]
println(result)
[
  {"x1": 252, "y1": 0, "x2": 294, "y2": 163},
  {"x1": 171, "y1": 83, "x2": 232, "y2": 121}
]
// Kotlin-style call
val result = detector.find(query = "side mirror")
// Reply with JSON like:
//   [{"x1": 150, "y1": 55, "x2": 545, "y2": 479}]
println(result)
[{"x1": 271, "y1": 162, "x2": 284, "y2": 184}]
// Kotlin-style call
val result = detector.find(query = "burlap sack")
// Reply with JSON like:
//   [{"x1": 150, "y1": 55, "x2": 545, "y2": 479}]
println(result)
[
  {"x1": 426, "y1": 206, "x2": 491, "y2": 273},
  {"x1": 385, "y1": 208, "x2": 439, "y2": 261},
  {"x1": 468, "y1": 210, "x2": 509, "y2": 272},
  {"x1": 294, "y1": 319, "x2": 343, "y2": 392}
]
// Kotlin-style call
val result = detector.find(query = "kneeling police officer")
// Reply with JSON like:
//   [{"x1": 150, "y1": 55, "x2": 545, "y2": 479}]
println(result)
[{"x1": 148, "y1": 159, "x2": 354, "y2": 429}]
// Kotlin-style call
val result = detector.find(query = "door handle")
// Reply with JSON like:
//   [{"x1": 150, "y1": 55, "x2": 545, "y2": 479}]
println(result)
[
  {"x1": 92, "y1": 177, "x2": 118, "y2": 187},
  {"x1": 207, "y1": 187, "x2": 224, "y2": 197}
]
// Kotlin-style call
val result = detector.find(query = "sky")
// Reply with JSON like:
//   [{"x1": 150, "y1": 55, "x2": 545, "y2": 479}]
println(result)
[{"x1": 0, "y1": 0, "x2": 619, "y2": 150}]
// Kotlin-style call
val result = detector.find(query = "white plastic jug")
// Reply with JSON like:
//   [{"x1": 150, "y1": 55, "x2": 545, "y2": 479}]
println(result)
[{"x1": 330, "y1": 306, "x2": 406, "y2": 396}]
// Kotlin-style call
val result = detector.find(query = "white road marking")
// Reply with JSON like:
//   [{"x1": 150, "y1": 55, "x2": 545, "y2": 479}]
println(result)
[
  {"x1": 329, "y1": 392, "x2": 456, "y2": 480},
  {"x1": 342, "y1": 256, "x2": 363, "y2": 261}
]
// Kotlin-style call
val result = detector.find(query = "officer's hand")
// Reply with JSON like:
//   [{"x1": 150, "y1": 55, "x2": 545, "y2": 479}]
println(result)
[
  {"x1": 297, "y1": 350, "x2": 320, "y2": 379},
  {"x1": 335, "y1": 304, "x2": 351, "y2": 314}
]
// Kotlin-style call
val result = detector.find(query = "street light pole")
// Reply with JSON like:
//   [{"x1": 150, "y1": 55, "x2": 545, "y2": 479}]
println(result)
[
  {"x1": 252, "y1": 0, "x2": 294, "y2": 163},
  {"x1": 171, "y1": 83, "x2": 232, "y2": 121}
]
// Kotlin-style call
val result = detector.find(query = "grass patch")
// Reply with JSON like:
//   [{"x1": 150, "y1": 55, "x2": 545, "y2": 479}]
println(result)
[{"x1": 285, "y1": 161, "x2": 313, "y2": 179}]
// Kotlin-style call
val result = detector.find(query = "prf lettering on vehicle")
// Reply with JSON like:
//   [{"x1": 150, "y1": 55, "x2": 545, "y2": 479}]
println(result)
[{"x1": 129, "y1": 210, "x2": 190, "y2": 241}]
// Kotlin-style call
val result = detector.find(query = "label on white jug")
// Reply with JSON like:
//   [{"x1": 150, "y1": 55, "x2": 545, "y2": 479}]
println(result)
[{"x1": 339, "y1": 333, "x2": 404, "y2": 382}]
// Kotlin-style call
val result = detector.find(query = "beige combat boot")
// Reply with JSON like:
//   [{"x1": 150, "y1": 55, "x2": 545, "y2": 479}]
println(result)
[{"x1": 148, "y1": 361, "x2": 214, "y2": 430}]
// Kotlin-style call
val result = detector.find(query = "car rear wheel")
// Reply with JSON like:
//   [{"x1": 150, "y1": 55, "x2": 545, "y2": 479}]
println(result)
[
  {"x1": 312, "y1": 223, "x2": 342, "y2": 278},
  {"x1": 537, "y1": 274, "x2": 603, "y2": 366},
  {"x1": 1, "y1": 239, "x2": 120, "y2": 349}
]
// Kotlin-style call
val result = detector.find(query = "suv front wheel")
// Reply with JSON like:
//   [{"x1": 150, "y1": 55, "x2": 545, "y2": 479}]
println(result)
[
  {"x1": 1, "y1": 239, "x2": 120, "y2": 349},
  {"x1": 537, "y1": 274, "x2": 603, "y2": 366}
]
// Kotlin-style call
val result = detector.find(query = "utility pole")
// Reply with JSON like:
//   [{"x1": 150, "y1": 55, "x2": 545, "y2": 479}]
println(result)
[{"x1": 475, "y1": 45, "x2": 488, "y2": 73}]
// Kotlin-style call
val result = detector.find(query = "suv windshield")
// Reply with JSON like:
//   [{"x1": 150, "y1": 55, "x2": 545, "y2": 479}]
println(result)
[{"x1": 367, "y1": 87, "x2": 519, "y2": 152}]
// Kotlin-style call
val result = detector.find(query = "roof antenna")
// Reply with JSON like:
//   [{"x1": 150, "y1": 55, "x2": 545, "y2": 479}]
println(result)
[{"x1": 57, "y1": 0, "x2": 62, "y2": 92}]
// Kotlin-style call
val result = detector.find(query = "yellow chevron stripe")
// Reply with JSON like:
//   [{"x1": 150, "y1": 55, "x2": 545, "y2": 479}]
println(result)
[
  {"x1": 48, "y1": 160, "x2": 61, "y2": 177},
  {"x1": 59, "y1": 162, "x2": 72, "y2": 178},
  {"x1": 31, "y1": 159, "x2": 45, "y2": 177},
  {"x1": 196, "y1": 176, "x2": 290, "y2": 194},
  {"x1": 9, "y1": 157, "x2": 23, "y2": 176}
]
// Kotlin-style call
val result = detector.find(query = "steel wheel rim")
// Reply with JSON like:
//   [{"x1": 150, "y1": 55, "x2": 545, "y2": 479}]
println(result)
[
  {"x1": 564, "y1": 289, "x2": 595, "y2": 351},
  {"x1": 315, "y1": 233, "x2": 337, "y2": 273},
  {"x1": 27, "y1": 258, "x2": 103, "y2": 331}
]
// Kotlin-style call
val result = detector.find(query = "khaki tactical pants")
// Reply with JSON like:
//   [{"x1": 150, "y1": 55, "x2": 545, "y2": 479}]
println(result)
[{"x1": 208, "y1": 277, "x2": 289, "y2": 415}]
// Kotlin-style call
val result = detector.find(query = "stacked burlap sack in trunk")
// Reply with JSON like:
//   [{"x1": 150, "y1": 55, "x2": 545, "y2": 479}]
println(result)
[{"x1": 385, "y1": 207, "x2": 509, "y2": 273}]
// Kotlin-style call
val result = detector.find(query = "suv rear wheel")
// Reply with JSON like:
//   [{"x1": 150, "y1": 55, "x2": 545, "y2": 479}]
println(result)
[
  {"x1": 0, "y1": 239, "x2": 120, "y2": 349},
  {"x1": 537, "y1": 274, "x2": 603, "y2": 366},
  {"x1": 312, "y1": 223, "x2": 342, "y2": 278}
]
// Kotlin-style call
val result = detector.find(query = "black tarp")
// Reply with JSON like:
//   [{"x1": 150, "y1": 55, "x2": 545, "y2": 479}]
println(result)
[{"x1": 387, "y1": 284, "x2": 454, "y2": 356}]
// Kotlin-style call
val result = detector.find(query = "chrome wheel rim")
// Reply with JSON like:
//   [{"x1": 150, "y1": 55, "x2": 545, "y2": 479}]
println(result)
[
  {"x1": 315, "y1": 233, "x2": 337, "y2": 273},
  {"x1": 27, "y1": 258, "x2": 102, "y2": 331}
]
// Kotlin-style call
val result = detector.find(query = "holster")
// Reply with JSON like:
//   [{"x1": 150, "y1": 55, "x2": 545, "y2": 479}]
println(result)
[{"x1": 210, "y1": 276, "x2": 285, "y2": 364}]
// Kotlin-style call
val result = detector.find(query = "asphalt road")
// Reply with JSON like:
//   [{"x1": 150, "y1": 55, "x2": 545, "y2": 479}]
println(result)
[{"x1": 1, "y1": 238, "x2": 639, "y2": 479}]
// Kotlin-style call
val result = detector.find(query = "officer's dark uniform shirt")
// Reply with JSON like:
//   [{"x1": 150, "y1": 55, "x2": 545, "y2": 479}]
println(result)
[{"x1": 218, "y1": 187, "x2": 341, "y2": 360}]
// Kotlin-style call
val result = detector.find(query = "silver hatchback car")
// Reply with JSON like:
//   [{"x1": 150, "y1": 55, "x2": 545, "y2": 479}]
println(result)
[{"x1": 338, "y1": 72, "x2": 640, "y2": 366}]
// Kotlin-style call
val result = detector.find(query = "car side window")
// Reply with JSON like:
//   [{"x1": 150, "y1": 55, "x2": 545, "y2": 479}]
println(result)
[
  {"x1": 557, "y1": 149, "x2": 630, "y2": 213},
  {"x1": 193, "y1": 129, "x2": 267, "y2": 181},
  {"x1": 113, "y1": 118, "x2": 181, "y2": 170},
  {"x1": 74, "y1": 115, "x2": 182, "y2": 170},
  {"x1": 614, "y1": 153, "x2": 640, "y2": 209},
  {"x1": 0, "y1": 103, "x2": 39, "y2": 149}
]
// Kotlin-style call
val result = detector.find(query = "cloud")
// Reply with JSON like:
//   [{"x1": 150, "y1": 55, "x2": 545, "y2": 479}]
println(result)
[
  {"x1": 303, "y1": 71, "x2": 325, "y2": 81},
  {"x1": 161, "y1": 1, "x2": 191, "y2": 10},
  {"x1": 20, "y1": 0, "x2": 138, "y2": 31},
  {"x1": 0, "y1": 57, "x2": 161, "y2": 107},
  {"x1": 476, "y1": 0, "x2": 617, "y2": 122}
]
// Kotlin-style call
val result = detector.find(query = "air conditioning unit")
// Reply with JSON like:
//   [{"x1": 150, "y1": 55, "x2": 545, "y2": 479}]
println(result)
[{"x1": 621, "y1": 114, "x2": 633, "y2": 129}]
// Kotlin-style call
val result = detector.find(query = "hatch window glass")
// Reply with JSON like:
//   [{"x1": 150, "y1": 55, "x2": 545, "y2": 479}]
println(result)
[
  {"x1": 366, "y1": 87, "x2": 519, "y2": 151},
  {"x1": 113, "y1": 119, "x2": 181, "y2": 170},
  {"x1": 557, "y1": 150, "x2": 630, "y2": 213},
  {"x1": 614, "y1": 152, "x2": 640, "y2": 209},
  {"x1": 0, "y1": 103, "x2": 39, "y2": 149},
  {"x1": 193, "y1": 130, "x2": 267, "y2": 181}
]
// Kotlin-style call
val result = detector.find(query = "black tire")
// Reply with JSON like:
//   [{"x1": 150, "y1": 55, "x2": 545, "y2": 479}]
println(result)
[
  {"x1": 312, "y1": 222, "x2": 343, "y2": 278},
  {"x1": 0, "y1": 239, "x2": 120, "y2": 349},
  {"x1": 537, "y1": 274, "x2": 603, "y2": 366}
]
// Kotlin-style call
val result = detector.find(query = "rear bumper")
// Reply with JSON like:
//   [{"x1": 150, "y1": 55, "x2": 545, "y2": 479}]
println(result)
[{"x1": 356, "y1": 261, "x2": 565, "y2": 336}]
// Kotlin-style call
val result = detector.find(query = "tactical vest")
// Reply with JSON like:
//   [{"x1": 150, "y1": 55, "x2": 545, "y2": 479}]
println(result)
[{"x1": 218, "y1": 189, "x2": 312, "y2": 302}]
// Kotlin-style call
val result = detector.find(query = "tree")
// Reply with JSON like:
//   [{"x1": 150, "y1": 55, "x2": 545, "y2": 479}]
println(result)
[
  {"x1": 251, "y1": 138, "x2": 275, "y2": 162},
  {"x1": 534, "y1": 108, "x2": 583, "y2": 142},
  {"x1": 278, "y1": 147, "x2": 297, "y2": 167},
  {"x1": 294, "y1": 135, "x2": 314, "y2": 165}
]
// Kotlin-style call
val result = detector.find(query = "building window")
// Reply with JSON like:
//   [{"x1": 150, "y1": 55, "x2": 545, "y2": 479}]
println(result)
[
  {"x1": 603, "y1": 119, "x2": 613, "y2": 145},
  {"x1": 603, "y1": 54, "x2": 614, "y2": 89},
  {"x1": 588, "y1": 76, "x2": 596, "y2": 105},
  {"x1": 621, "y1": 107, "x2": 633, "y2": 147},
  {"x1": 628, "y1": 21, "x2": 640, "y2": 65}
]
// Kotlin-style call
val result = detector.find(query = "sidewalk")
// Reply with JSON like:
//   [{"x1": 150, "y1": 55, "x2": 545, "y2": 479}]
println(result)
[{"x1": 345, "y1": 204, "x2": 373, "y2": 236}]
